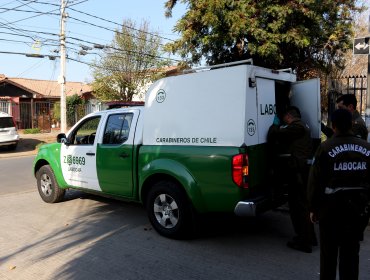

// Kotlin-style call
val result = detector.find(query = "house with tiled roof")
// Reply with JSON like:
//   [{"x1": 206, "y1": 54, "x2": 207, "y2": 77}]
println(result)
[
  {"x1": 0, "y1": 66, "x2": 181, "y2": 131},
  {"x1": 0, "y1": 74, "x2": 93, "y2": 131}
]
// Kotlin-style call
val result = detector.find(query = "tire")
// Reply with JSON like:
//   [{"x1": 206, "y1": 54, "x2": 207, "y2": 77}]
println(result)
[
  {"x1": 146, "y1": 180, "x2": 195, "y2": 239},
  {"x1": 36, "y1": 165, "x2": 65, "y2": 203}
]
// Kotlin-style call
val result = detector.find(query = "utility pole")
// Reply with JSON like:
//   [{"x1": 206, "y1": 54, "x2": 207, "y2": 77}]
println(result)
[{"x1": 59, "y1": 0, "x2": 67, "y2": 133}]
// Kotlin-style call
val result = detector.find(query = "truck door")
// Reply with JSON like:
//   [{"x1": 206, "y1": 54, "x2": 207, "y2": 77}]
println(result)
[
  {"x1": 96, "y1": 111, "x2": 138, "y2": 197},
  {"x1": 290, "y1": 78, "x2": 321, "y2": 140},
  {"x1": 61, "y1": 116, "x2": 102, "y2": 191},
  {"x1": 256, "y1": 78, "x2": 276, "y2": 144}
]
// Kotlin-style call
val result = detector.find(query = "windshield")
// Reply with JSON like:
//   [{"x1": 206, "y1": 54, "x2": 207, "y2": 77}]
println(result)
[{"x1": 0, "y1": 117, "x2": 15, "y2": 128}]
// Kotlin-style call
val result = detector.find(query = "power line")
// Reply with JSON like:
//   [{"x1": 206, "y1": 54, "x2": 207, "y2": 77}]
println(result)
[
  {"x1": 67, "y1": 6, "x2": 176, "y2": 43},
  {"x1": 67, "y1": 15, "x2": 169, "y2": 47},
  {"x1": 18, "y1": 0, "x2": 88, "y2": 8},
  {"x1": 0, "y1": 1, "x2": 19, "y2": 9},
  {"x1": 0, "y1": 29, "x2": 37, "y2": 40},
  {"x1": 0, "y1": 26, "x2": 181, "y2": 62},
  {"x1": 6, "y1": 0, "x2": 87, "y2": 24},
  {"x1": 0, "y1": 0, "x2": 38, "y2": 14},
  {"x1": 0, "y1": 20, "x2": 41, "y2": 42},
  {"x1": 4, "y1": 7, "x2": 59, "y2": 24},
  {"x1": 0, "y1": 7, "x2": 59, "y2": 16},
  {"x1": 15, "y1": 1, "x2": 175, "y2": 42},
  {"x1": 0, "y1": 25, "x2": 59, "y2": 37},
  {"x1": 1, "y1": 1, "x2": 177, "y2": 57},
  {"x1": 67, "y1": 35, "x2": 181, "y2": 62},
  {"x1": 0, "y1": 50, "x2": 58, "y2": 59},
  {"x1": 0, "y1": 36, "x2": 60, "y2": 47},
  {"x1": 67, "y1": 56, "x2": 175, "y2": 75},
  {"x1": 1, "y1": 9, "x2": 171, "y2": 47},
  {"x1": 15, "y1": 57, "x2": 46, "y2": 77}
]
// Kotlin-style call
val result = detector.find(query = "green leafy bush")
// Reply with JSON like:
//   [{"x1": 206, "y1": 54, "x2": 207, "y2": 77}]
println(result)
[{"x1": 23, "y1": 128, "x2": 41, "y2": 134}]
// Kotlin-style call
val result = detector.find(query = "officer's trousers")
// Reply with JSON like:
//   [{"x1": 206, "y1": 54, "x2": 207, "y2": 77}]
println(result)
[
  {"x1": 318, "y1": 190, "x2": 369, "y2": 279},
  {"x1": 287, "y1": 166, "x2": 314, "y2": 246},
  {"x1": 319, "y1": 221, "x2": 360, "y2": 280}
]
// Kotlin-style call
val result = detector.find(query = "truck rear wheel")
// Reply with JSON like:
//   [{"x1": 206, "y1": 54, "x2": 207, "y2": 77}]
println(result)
[
  {"x1": 36, "y1": 165, "x2": 65, "y2": 203},
  {"x1": 146, "y1": 181, "x2": 195, "y2": 239}
]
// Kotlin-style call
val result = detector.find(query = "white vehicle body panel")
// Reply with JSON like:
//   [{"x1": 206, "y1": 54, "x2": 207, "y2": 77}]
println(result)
[{"x1": 144, "y1": 65, "x2": 299, "y2": 147}]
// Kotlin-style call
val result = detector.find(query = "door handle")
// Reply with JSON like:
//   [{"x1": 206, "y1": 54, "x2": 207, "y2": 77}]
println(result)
[
  {"x1": 119, "y1": 152, "x2": 129, "y2": 158},
  {"x1": 86, "y1": 152, "x2": 95, "y2": 156}
]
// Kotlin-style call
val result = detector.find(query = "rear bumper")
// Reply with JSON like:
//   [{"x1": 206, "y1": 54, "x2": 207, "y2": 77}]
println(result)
[
  {"x1": 0, "y1": 140, "x2": 19, "y2": 146},
  {"x1": 234, "y1": 201, "x2": 258, "y2": 216},
  {"x1": 0, "y1": 135, "x2": 19, "y2": 146},
  {"x1": 234, "y1": 194, "x2": 287, "y2": 217}
]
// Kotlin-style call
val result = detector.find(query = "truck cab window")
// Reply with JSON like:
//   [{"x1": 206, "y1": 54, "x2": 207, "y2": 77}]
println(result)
[
  {"x1": 70, "y1": 117, "x2": 101, "y2": 145},
  {"x1": 103, "y1": 113, "x2": 133, "y2": 145}
]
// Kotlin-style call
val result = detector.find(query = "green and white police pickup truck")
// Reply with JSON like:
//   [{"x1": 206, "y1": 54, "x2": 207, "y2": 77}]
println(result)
[{"x1": 33, "y1": 61, "x2": 321, "y2": 238}]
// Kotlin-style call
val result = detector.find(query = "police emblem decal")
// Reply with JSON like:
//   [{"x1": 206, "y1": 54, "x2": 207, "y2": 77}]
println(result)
[
  {"x1": 156, "y1": 89, "x2": 166, "y2": 103},
  {"x1": 247, "y1": 119, "x2": 256, "y2": 136}
]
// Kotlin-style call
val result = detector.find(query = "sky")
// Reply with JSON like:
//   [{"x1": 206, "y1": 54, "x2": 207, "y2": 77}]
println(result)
[{"x1": 0, "y1": 0, "x2": 186, "y2": 83}]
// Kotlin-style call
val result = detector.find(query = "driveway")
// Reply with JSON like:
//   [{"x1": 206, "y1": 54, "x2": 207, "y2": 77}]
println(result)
[{"x1": 0, "y1": 131, "x2": 59, "y2": 158}]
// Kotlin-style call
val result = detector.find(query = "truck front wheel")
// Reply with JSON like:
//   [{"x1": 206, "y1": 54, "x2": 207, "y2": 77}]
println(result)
[
  {"x1": 146, "y1": 181, "x2": 195, "y2": 239},
  {"x1": 36, "y1": 165, "x2": 65, "y2": 203}
]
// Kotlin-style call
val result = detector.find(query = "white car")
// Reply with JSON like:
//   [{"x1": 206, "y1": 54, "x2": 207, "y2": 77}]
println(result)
[{"x1": 0, "y1": 112, "x2": 19, "y2": 150}]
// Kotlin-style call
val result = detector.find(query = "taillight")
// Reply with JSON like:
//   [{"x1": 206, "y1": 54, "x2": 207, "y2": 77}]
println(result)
[{"x1": 232, "y1": 154, "x2": 249, "y2": 189}]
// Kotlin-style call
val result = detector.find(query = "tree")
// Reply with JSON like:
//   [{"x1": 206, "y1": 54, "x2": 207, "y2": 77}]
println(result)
[
  {"x1": 321, "y1": 9, "x2": 370, "y2": 115},
  {"x1": 164, "y1": 0, "x2": 364, "y2": 77},
  {"x1": 339, "y1": 10, "x2": 369, "y2": 78},
  {"x1": 66, "y1": 94, "x2": 85, "y2": 127},
  {"x1": 92, "y1": 19, "x2": 170, "y2": 101}
]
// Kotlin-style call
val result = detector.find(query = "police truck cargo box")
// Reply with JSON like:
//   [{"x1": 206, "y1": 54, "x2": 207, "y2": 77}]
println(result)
[{"x1": 33, "y1": 61, "x2": 321, "y2": 239}]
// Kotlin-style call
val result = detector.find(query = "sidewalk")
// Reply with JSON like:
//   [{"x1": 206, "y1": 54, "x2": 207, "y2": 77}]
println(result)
[{"x1": 0, "y1": 131, "x2": 59, "y2": 159}]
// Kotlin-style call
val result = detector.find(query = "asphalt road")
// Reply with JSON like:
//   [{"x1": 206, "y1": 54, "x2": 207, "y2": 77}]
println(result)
[
  {"x1": 0, "y1": 155, "x2": 35, "y2": 195},
  {"x1": 0, "y1": 156, "x2": 369, "y2": 280}
]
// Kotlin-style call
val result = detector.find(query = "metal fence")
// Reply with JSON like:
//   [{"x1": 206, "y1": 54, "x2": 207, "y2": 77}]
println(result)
[
  {"x1": 3, "y1": 99, "x2": 108, "y2": 131},
  {"x1": 329, "y1": 76, "x2": 367, "y2": 118}
]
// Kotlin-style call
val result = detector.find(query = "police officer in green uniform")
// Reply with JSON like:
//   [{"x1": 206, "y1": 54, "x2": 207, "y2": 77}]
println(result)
[
  {"x1": 321, "y1": 94, "x2": 368, "y2": 141},
  {"x1": 268, "y1": 106, "x2": 315, "y2": 253},
  {"x1": 308, "y1": 109, "x2": 370, "y2": 280}
]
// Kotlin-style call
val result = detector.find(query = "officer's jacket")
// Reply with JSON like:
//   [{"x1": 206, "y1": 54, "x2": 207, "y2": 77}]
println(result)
[
  {"x1": 320, "y1": 110, "x2": 368, "y2": 140},
  {"x1": 352, "y1": 110, "x2": 368, "y2": 140},
  {"x1": 267, "y1": 119, "x2": 312, "y2": 161},
  {"x1": 308, "y1": 132, "x2": 370, "y2": 214}
]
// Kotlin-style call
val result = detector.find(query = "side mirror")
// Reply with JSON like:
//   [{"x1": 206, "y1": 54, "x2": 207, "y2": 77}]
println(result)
[{"x1": 57, "y1": 133, "x2": 69, "y2": 145}]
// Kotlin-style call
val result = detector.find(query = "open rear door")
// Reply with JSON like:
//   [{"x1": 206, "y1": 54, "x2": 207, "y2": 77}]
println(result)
[{"x1": 291, "y1": 79, "x2": 321, "y2": 140}]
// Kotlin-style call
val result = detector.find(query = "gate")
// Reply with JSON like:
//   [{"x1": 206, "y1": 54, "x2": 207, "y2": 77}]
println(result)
[
  {"x1": 35, "y1": 102, "x2": 51, "y2": 132},
  {"x1": 19, "y1": 101, "x2": 51, "y2": 132},
  {"x1": 329, "y1": 75, "x2": 367, "y2": 119},
  {"x1": 20, "y1": 102, "x2": 31, "y2": 129}
]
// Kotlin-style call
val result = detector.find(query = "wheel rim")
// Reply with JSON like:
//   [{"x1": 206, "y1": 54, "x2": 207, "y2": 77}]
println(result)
[
  {"x1": 153, "y1": 193, "x2": 179, "y2": 229},
  {"x1": 40, "y1": 173, "x2": 53, "y2": 197}
]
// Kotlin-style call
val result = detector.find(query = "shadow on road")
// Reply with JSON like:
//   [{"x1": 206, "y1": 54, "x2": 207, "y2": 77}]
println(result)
[
  {"x1": 0, "y1": 138, "x2": 44, "y2": 153},
  {"x1": 0, "y1": 190, "x2": 330, "y2": 280}
]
